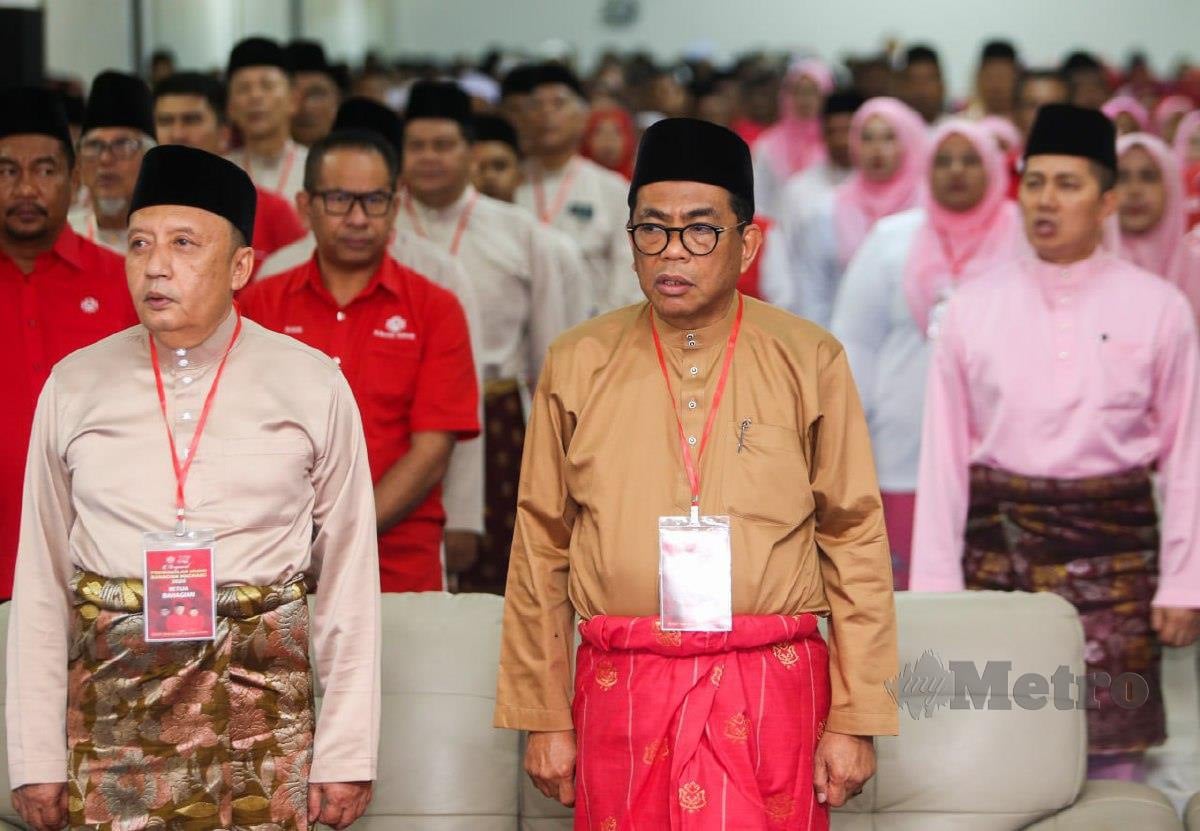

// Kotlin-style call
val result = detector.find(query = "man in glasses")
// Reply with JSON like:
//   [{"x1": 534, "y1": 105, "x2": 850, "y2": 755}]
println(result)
[
  {"x1": 258, "y1": 97, "x2": 489, "y2": 590},
  {"x1": 239, "y1": 129, "x2": 480, "y2": 593},
  {"x1": 67, "y1": 71, "x2": 156, "y2": 253},
  {"x1": 0, "y1": 87, "x2": 138, "y2": 602},
  {"x1": 397, "y1": 81, "x2": 589, "y2": 593},
  {"x1": 496, "y1": 118, "x2": 898, "y2": 825}
]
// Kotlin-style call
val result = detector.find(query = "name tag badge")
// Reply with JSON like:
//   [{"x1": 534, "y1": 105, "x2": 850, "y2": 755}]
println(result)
[
  {"x1": 567, "y1": 202, "x2": 594, "y2": 221},
  {"x1": 659, "y1": 513, "x2": 732, "y2": 631},
  {"x1": 143, "y1": 530, "x2": 217, "y2": 642}
]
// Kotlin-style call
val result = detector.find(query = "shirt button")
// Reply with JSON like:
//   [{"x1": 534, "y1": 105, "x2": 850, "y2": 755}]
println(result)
[
  {"x1": 687, "y1": 399, "x2": 698, "y2": 410},
  {"x1": 174, "y1": 348, "x2": 186, "y2": 357},
  {"x1": 179, "y1": 411, "x2": 193, "y2": 421},
  {"x1": 1058, "y1": 351, "x2": 1069, "y2": 360},
  {"x1": 181, "y1": 375, "x2": 194, "y2": 385},
  {"x1": 336, "y1": 311, "x2": 347, "y2": 322},
  {"x1": 687, "y1": 435, "x2": 697, "y2": 446},
  {"x1": 689, "y1": 366, "x2": 699, "y2": 376},
  {"x1": 177, "y1": 358, "x2": 189, "y2": 368},
  {"x1": 179, "y1": 446, "x2": 189, "y2": 459}
]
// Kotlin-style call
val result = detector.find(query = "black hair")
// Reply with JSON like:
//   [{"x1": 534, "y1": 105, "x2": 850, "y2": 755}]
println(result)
[
  {"x1": 981, "y1": 40, "x2": 1017, "y2": 63},
  {"x1": 1061, "y1": 51, "x2": 1103, "y2": 75},
  {"x1": 303, "y1": 129, "x2": 400, "y2": 192},
  {"x1": 1089, "y1": 160, "x2": 1117, "y2": 193},
  {"x1": 730, "y1": 193, "x2": 753, "y2": 225},
  {"x1": 822, "y1": 89, "x2": 865, "y2": 119},
  {"x1": 904, "y1": 45, "x2": 941, "y2": 70},
  {"x1": 153, "y1": 72, "x2": 227, "y2": 123}
]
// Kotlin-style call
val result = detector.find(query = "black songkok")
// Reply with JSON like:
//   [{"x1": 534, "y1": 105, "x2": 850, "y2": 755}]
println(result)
[
  {"x1": 0, "y1": 87, "x2": 75, "y2": 161},
  {"x1": 284, "y1": 40, "x2": 335, "y2": 81},
  {"x1": 628, "y1": 117, "x2": 754, "y2": 212},
  {"x1": 333, "y1": 97, "x2": 403, "y2": 156},
  {"x1": 227, "y1": 37, "x2": 289, "y2": 79},
  {"x1": 83, "y1": 71, "x2": 155, "y2": 138},
  {"x1": 1024, "y1": 103, "x2": 1117, "y2": 171},
  {"x1": 473, "y1": 114, "x2": 520, "y2": 155},
  {"x1": 405, "y1": 81, "x2": 473, "y2": 131},
  {"x1": 500, "y1": 64, "x2": 539, "y2": 98},
  {"x1": 129, "y1": 145, "x2": 257, "y2": 244},
  {"x1": 525, "y1": 62, "x2": 586, "y2": 99}
]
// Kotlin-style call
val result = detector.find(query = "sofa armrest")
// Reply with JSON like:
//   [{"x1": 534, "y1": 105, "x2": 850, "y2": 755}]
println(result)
[
  {"x1": 1185, "y1": 791, "x2": 1200, "y2": 831},
  {"x1": 1024, "y1": 781, "x2": 1182, "y2": 830}
]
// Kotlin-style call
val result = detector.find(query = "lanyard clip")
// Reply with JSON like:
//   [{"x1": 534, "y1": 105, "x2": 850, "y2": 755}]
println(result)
[
  {"x1": 174, "y1": 509, "x2": 187, "y2": 537},
  {"x1": 689, "y1": 502, "x2": 700, "y2": 524}
]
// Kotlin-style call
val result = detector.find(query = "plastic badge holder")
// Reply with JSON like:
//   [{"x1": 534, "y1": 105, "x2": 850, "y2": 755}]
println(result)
[{"x1": 659, "y1": 512, "x2": 733, "y2": 632}]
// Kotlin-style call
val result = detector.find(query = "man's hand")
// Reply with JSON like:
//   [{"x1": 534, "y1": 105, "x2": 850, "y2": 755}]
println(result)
[
  {"x1": 307, "y1": 781, "x2": 372, "y2": 829},
  {"x1": 444, "y1": 530, "x2": 481, "y2": 576},
  {"x1": 525, "y1": 729, "x2": 576, "y2": 806},
  {"x1": 1152, "y1": 607, "x2": 1200, "y2": 647},
  {"x1": 12, "y1": 782, "x2": 68, "y2": 831},
  {"x1": 813, "y1": 733, "x2": 875, "y2": 808}
]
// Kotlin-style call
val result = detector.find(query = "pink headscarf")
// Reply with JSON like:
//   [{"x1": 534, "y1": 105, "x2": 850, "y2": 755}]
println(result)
[
  {"x1": 978, "y1": 115, "x2": 1021, "y2": 152},
  {"x1": 833, "y1": 97, "x2": 929, "y2": 266},
  {"x1": 1101, "y1": 96, "x2": 1151, "y2": 133},
  {"x1": 903, "y1": 120, "x2": 1026, "y2": 335},
  {"x1": 754, "y1": 59, "x2": 835, "y2": 179},
  {"x1": 1171, "y1": 110, "x2": 1200, "y2": 167},
  {"x1": 1153, "y1": 95, "x2": 1194, "y2": 136},
  {"x1": 1116, "y1": 133, "x2": 1187, "y2": 278}
]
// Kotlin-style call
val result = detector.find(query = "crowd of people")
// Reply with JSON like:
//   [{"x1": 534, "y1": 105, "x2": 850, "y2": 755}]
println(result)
[{"x1": 2, "y1": 29, "x2": 1200, "y2": 830}]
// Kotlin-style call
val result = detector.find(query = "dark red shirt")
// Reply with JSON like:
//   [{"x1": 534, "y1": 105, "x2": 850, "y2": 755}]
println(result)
[
  {"x1": 0, "y1": 226, "x2": 138, "y2": 597},
  {"x1": 239, "y1": 254, "x2": 480, "y2": 592},
  {"x1": 252, "y1": 188, "x2": 306, "y2": 273}
]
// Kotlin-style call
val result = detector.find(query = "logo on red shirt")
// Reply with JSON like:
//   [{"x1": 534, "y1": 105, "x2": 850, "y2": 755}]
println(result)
[
  {"x1": 80, "y1": 296, "x2": 100, "y2": 314},
  {"x1": 374, "y1": 315, "x2": 416, "y2": 341}
]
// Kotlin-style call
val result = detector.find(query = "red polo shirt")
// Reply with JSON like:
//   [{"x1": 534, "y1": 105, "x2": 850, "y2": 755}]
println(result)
[
  {"x1": 252, "y1": 188, "x2": 306, "y2": 272},
  {"x1": 239, "y1": 254, "x2": 480, "y2": 592},
  {"x1": 1, "y1": 226, "x2": 138, "y2": 598}
]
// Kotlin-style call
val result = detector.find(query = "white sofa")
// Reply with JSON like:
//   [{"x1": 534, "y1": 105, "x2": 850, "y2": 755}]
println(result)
[{"x1": 0, "y1": 591, "x2": 1188, "y2": 829}]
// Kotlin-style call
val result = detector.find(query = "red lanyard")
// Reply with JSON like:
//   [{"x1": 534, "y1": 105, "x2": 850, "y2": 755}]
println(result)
[
  {"x1": 245, "y1": 143, "x2": 296, "y2": 194},
  {"x1": 149, "y1": 311, "x2": 243, "y2": 532},
  {"x1": 532, "y1": 159, "x2": 578, "y2": 224},
  {"x1": 649, "y1": 294, "x2": 744, "y2": 516},
  {"x1": 403, "y1": 189, "x2": 478, "y2": 256}
]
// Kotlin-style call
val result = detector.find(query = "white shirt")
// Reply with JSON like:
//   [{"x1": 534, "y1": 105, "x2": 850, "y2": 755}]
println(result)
[
  {"x1": 765, "y1": 189, "x2": 840, "y2": 327},
  {"x1": 67, "y1": 206, "x2": 126, "y2": 254},
  {"x1": 226, "y1": 139, "x2": 308, "y2": 202},
  {"x1": 258, "y1": 226, "x2": 486, "y2": 538},
  {"x1": 396, "y1": 186, "x2": 590, "y2": 384},
  {"x1": 829, "y1": 209, "x2": 927, "y2": 491},
  {"x1": 515, "y1": 155, "x2": 639, "y2": 314}
]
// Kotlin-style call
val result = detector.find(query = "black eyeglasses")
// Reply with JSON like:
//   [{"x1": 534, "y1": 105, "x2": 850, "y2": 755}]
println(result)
[
  {"x1": 626, "y1": 221, "x2": 749, "y2": 256},
  {"x1": 311, "y1": 189, "x2": 395, "y2": 217},
  {"x1": 78, "y1": 137, "x2": 150, "y2": 161}
]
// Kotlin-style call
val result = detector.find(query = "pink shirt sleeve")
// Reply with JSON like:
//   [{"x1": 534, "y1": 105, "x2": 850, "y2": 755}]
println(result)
[
  {"x1": 910, "y1": 302, "x2": 971, "y2": 591},
  {"x1": 1149, "y1": 297, "x2": 1200, "y2": 608}
]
